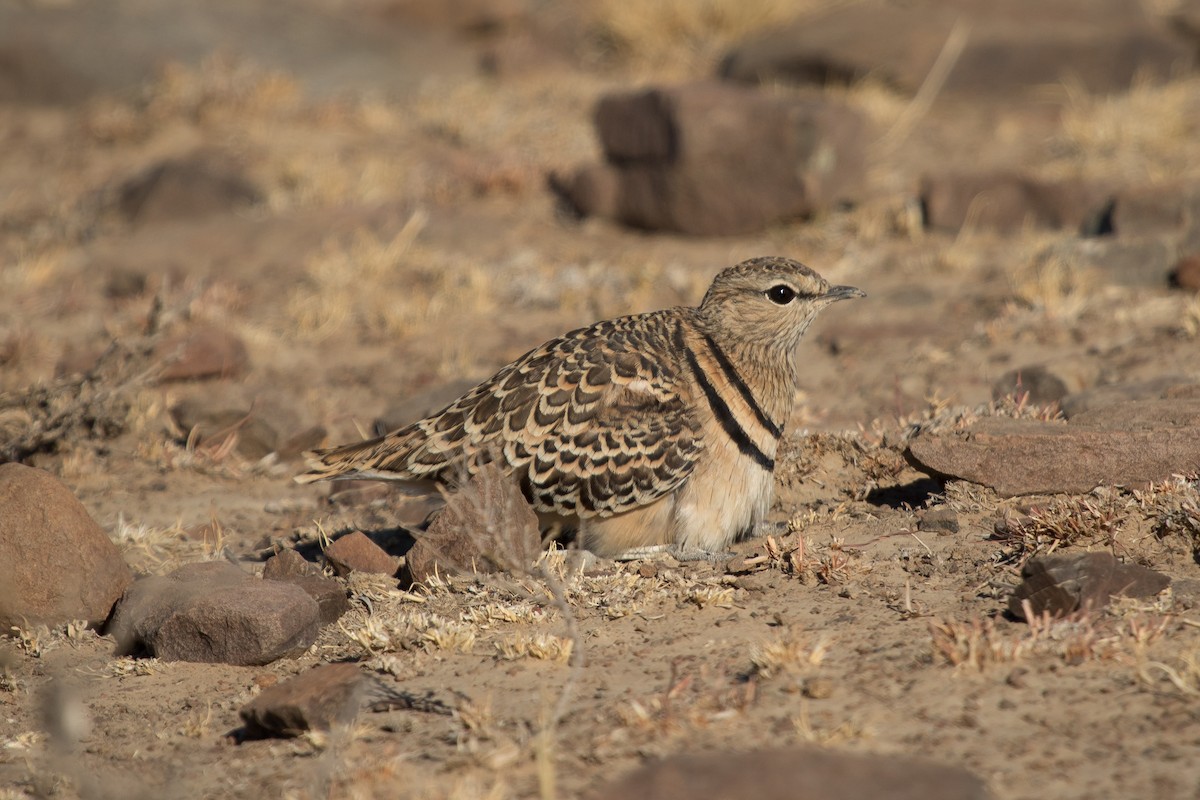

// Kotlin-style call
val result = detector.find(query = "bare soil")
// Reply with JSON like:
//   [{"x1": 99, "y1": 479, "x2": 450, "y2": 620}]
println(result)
[{"x1": 3, "y1": 2, "x2": 1200, "y2": 799}]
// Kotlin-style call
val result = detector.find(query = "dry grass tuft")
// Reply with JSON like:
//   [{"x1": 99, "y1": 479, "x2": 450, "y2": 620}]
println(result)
[{"x1": 749, "y1": 628, "x2": 831, "y2": 680}]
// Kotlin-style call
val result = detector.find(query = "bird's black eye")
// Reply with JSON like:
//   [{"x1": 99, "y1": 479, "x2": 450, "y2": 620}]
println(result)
[{"x1": 766, "y1": 284, "x2": 796, "y2": 305}]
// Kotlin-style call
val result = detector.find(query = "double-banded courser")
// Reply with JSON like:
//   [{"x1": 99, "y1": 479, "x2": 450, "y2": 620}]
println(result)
[{"x1": 297, "y1": 257, "x2": 863, "y2": 558}]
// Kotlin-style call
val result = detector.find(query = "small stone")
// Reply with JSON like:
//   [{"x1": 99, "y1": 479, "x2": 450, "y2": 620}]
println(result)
[
  {"x1": 991, "y1": 365, "x2": 1069, "y2": 406},
  {"x1": 323, "y1": 531, "x2": 399, "y2": 577},
  {"x1": 0, "y1": 463, "x2": 133, "y2": 630},
  {"x1": 169, "y1": 399, "x2": 278, "y2": 460},
  {"x1": 262, "y1": 549, "x2": 317, "y2": 580},
  {"x1": 405, "y1": 464, "x2": 540, "y2": 584},
  {"x1": 637, "y1": 562, "x2": 659, "y2": 579},
  {"x1": 803, "y1": 677, "x2": 835, "y2": 699},
  {"x1": 1170, "y1": 255, "x2": 1200, "y2": 293},
  {"x1": 917, "y1": 508, "x2": 960, "y2": 535},
  {"x1": 1008, "y1": 552, "x2": 1170, "y2": 620},
  {"x1": 156, "y1": 324, "x2": 249, "y2": 382},
  {"x1": 239, "y1": 663, "x2": 364, "y2": 738},
  {"x1": 108, "y1": 561, "x2": 321, "y2": 665},
  {"x1": 593, "y1": 746, "x2": 991, "y2": 800}
]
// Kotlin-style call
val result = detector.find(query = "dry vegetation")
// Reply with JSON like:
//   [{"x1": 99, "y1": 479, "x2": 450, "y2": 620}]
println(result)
[{"x1": 3, "y1": 0, "x2": 1200, "y2": 798}]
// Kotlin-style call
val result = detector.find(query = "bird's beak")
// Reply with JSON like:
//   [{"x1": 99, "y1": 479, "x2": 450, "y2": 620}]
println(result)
[{"x1": 826, "y1": 284, "x2": 866, "y2": 302}]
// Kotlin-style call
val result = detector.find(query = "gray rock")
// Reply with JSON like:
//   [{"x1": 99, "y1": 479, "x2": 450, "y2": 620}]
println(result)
[
  {"x1": 240, "y1": 662, "x2": 364, "y2": 738},
  {"x1": 262, "y1": 549, "x2": 318, "y2": 580},
  {"x1": 108, "y1": 561, "x2": 320, "y2": 665},
  {"x1": 991, "y1": 365, "x2": 1069, "y2": 406},
  {"x1": 1009, "y1": 552, "x2": 1170, "y2": 620},
  {"x1": 406, "y1": 463, "x2": 540, "y2": 584},
  {"x1": 0, "y1": 464, "x2": 132, "y2": 630},
  {"x1": 917, "y1": 507, "x2": 960, "y2": 534},
  {"x1": 906, "y1": 410, "x2": 1200, "y2": 496},
  {"x1": 594, "y1": 746, "x2": 992, "y2": 800}
]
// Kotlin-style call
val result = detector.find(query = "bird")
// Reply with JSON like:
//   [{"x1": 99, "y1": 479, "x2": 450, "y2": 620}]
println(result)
[{"x1": 297, "y1": 256, "x2": 864, "y2": 560}]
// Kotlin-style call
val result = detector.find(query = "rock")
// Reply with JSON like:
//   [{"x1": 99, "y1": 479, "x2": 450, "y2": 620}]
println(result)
[
  {"x1": 1171, "y1": 255, "x2": 1200, "y2": 292},
  {"x1": 917, "y1": 507, "x2": 960, "y2": 534},
  {"x1": 285, "y1": 575, "x2": 351, "y2": 626},
  {"x1": 1009, "y1": 552, "x2": 1170, "y2": 620},
  {"x1": 906, "y1": 411, "x2": 1200, "y2": 496},
  {"x1": 991, "y1": 365, "x2": 1069, "y2": 406},
  {"x1": 1051, "y1": 237, "x2": 1176, "y2": 287},
  {"x1": 720, "y1": 0, "x2": 1192, "y2": 97},
  {"x1": 1061, "y1": 377, "x2": 1198, "y2": 418},
  {"x1": 594, "y1": 746, "x2": 992, "y2": 800},
  {"x1": 919, "y1": 173, "x2": 1110, "y2": 234},
  {"x1": 108, "y1": 561, "x2": 320, "y2": 665},
  {"x1": 169, "y1": 399, "x2": 279, "y2": 460},
  {"x1": 156, "y1": 324, "x2": 249, "y2": 382},
  {"x1": 1069, "y1": 399, "x2": 1200, "y2": 430},
  {"x1": 262, "y1": 551, "x2": 349, "y2": 626},
  {"x1": 0, "y1": 464, "x2": 133, "y2": 630},
  {"x1": 405, "y1": 463, "x2": 540, "y2": 584},
  {"x1": 239, "y1": 662, "x2": 364, "y2": 738},
  {"x1": 116, "y1": 154, "x2": 263, "y2": 225},
  {"x1": 323, "y1": 531, "x2": 399, "y2": 577},
  {"x1": 552, "y1": 82, "x2": 867, "y2": 235},
  {"x1": 262, "y1": 549, "x2": 317, "y2": 580}
]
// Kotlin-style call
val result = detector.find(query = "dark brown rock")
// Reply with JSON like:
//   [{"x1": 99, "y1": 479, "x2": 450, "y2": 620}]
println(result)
[
  {"x1": 156, "y1": 324, "x2": 250, "y2": 382},
  {"x1": 1061, "y1": 377, "x2": 1198, "y2": 418},
  {"x1": 720, "y1": 0, "x2": 1192, "y2": 97},
  {"x1": 405, "y1": 463, "x2": 540, "y2": 584},
  {"x1": 262, "y1": 549, "x2": 318, "y2": 580},
  {"x1": 555, "y1": 82, "x2": 867, "y2": 235},
  {"x1": 906, "y1": 414, "x2": 1200, "y2": 496},
  {"x1": 594, "y1": 746, "x2": 991, "y2": 800},
  {"x1": 239, "y1": 663, "x2": 364, "y2": 738},
  {"x1": 1171, "y1": 255, "x2": 1200, "y2": 292},
  {"x1": 117, "y1": 154, "x2": 263, "y2": 225},
  {"x1": 1008, "y1": 552, "x2": 1170, "y2": 620},
  {"x1": 108, "y1": 561, "x2": 320, "y2": 665},
  {"x1": 0, "y1": 464, "x2": 133, "y2": 630},
  {"x1": 169, "y1": 400, "x2": 279, "y2": 460},
  {"x1": 919, "y1": 173, "x2": 1111, "y2": 234},
  {"x1": 323, "y1": 531, "x2": 399, "y2": 577}
]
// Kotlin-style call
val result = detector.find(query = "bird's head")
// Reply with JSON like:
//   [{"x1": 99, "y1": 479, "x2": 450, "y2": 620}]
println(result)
[{"x1": 698, "y1": 257, "x2": 864, "y2": 353}]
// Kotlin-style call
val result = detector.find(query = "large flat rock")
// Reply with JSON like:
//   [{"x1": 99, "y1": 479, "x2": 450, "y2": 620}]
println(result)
[{"x1": 906, "y1": 404, "x2": 1200, "y2": 496}]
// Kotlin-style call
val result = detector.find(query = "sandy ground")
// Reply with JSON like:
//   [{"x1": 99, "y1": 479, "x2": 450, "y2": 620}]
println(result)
[{"x1": 3, "y1": 1, "x2": 1200, "y2": 798}]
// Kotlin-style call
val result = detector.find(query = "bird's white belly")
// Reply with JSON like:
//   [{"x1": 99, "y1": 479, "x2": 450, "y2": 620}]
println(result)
[{"x1": 672, "y1": 432, "x2": 776, "y2": 553}]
